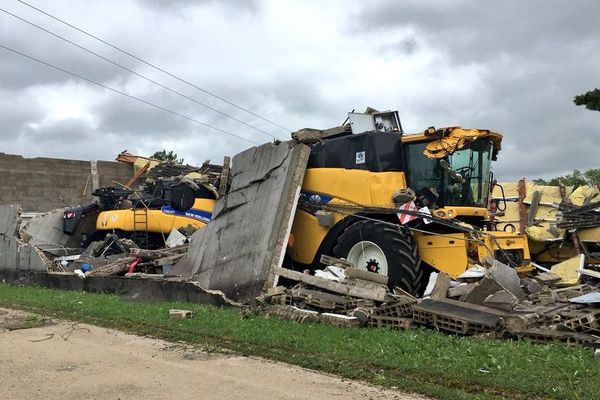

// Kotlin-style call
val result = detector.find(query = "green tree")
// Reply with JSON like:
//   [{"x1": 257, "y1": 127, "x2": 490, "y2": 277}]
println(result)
[
  {"x1": 151, "y1": 149, "x2": 183, "y2": 163},
  {"x1": 574, "y1": 88, "x2": 600, "y2": 111},
  {"x1": 535, "y1": 168, "x2": 600, "y2": 188}
]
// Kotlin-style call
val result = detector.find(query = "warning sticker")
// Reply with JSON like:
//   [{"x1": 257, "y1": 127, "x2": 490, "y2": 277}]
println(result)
[{"x1": 355, "y1": 151, "x2": 365, "y2": 164}]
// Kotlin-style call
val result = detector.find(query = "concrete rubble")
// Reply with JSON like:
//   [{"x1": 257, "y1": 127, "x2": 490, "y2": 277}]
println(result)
[{"x1": 256, "y1": 253, "x2": 600, "y2": 349}]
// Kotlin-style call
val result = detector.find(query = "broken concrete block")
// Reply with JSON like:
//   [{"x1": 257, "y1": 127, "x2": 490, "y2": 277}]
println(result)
[
  {"x1": 533, "y1": 271, "x2": 562, "y2": 285},
  {"x1": 169, "y1": 309, "x2": 194, "y2": 319},
  {"x1": 521, "y1": 277, "x2": 543, "y2": 295},
  {"x1": 502, "y1": 313, "x2": 543, "y2": 333},
  {"x1": 320, "y1": 313, "x2": 360, "y2": 328},
  {"x1": 465, "y1": 257, "x2": 526, "y2": 308},
  {"x1": 447, "y1": 283, "x2": 476, "y2": 299},
  {"x1": 483, "y1": 289, "x2": 520, "y2": 311},
  {"x1": 263, "y1": 304, "x2": 320, "y2": 323},
  {"x1": 412, "y1": 298, "x2": 506, "y2": 335},
  {"x1": 291, "y1": 288, "x2": 349, "y2": 311},
  {"x1": 345, "y1": 267, "x2": 389, "y2": 285},
  {"x1": 273, "y1": 266, "x2": 387, "y2": 302},
  {"x1": 482, "y1": 257, "x2": 526, "y2": 301},
  {"x1": 429, "y1": 272, "x2": 451, "y2": 300},
  {"x1": 370, "y1": 316, "x2": 413, "y2": 330}
]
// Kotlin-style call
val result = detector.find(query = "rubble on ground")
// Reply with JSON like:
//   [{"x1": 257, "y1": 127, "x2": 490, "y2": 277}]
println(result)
[{"x1": 256, "y1": 254, "x2": 600, "y2": 349}]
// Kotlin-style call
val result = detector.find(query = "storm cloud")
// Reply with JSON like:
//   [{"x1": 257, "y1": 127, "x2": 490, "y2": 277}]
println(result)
[{"x1": 0, "y1": 0, "x2": 598, "y2": 181}]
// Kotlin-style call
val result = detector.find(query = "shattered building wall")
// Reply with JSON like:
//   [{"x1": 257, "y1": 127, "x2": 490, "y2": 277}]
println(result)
[
  {"x1": 0, "y1": 153, "x2": 132, "y2": 211},
  {"x1": 170, "y1": 141, "x2": 310, "y2": 303}
]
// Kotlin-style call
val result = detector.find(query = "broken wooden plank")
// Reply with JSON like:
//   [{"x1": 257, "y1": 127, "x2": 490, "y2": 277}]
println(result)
[
  {"x1": 218, "y1": 155, "x2": 231, "y2": 197},
  {"x1": 86, "y1": 256, "x2": 136, "y2": 276},
  {"x1": 273, "y1": 267, "x2": 387, "y2": 301},
  {"x1": 130, "y1": 245, "x2": 189, "y2": 260},
  {"x1": 527, "y1": 190, "x2": 541, "y2": 226},
  {"x1": 292, "y1": 125, "x2": 351, "y2": 144},
  {"x1": 153, "y1": 253, "x2": 186, "y2": 266},
  {"x1": 125, "y1": 161, "x2": 151, "y2": 187},
  {"x1": 448, "y1": 283, "x2": 476, "y2": 299}
]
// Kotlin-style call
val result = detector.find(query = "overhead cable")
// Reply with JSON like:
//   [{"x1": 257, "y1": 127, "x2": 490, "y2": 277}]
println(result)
[
  {"x1": 15, "y1": 0, "x2": 292, "y2": 133},
  {"x1": 0, "y1": 7, "x2": 277, "y2": 140},
  {"x1": 0, "y1": 43, "x2": 260, "y2": 145}
]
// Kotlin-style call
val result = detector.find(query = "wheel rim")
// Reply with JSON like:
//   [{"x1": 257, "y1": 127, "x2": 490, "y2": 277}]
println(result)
[{"x1": 347, "y1": 241, "x2": 388, "y2": 276}]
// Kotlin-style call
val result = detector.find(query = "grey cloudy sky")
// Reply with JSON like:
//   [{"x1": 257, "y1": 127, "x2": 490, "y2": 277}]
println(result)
[{"x1": 0, "y1": 0, "x2": 599, "y2": 180}]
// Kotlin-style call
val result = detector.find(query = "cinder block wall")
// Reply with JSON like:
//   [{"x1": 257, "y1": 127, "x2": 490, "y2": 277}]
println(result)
[{"x1": 0, "y1": 153, "x2": 132, "y2": 211}]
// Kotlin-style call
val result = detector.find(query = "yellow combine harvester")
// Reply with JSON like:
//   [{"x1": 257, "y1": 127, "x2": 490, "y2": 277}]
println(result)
[{"x1": 287, "y1": 110, "x2": 532, "y2": 294}]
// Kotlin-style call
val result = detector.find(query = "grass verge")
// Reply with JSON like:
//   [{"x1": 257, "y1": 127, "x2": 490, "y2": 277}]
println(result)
[{"x1": 0, "y1": 284, "x2": 598, "y2": 400}]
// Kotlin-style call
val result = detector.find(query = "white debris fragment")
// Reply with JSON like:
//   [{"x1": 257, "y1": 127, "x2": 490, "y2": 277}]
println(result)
[
  {"x1": 458, "y1": 265, "x2": 486, "y2": 279},
  {"x1": 422, "y1": 272, "x2": 438, "y2": 298},
  {"x1": 314, "y1": 266, "x2": 346, "y2": 282}
]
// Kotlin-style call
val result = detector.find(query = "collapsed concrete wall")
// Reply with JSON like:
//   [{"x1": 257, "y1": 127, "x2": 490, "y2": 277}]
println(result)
[
  {"x1": 0, "y1": 153, "x2": 132, "y2": 211},
  {"x1": 169, "y1": 141, "x2": 310, "y2": 303},
  {"x1": 0, "y1": 205, "x2": 48, "y2": 271}
]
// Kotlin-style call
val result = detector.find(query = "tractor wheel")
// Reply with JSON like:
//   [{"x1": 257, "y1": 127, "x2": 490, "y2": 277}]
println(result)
[{"x1": 333, "y1": 220, "x2": 423, "y2": 295}]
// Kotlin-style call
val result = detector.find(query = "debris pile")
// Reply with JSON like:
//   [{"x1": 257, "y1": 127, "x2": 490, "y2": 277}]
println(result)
[
  {"x1": 492, "y1": 181, "x2": 600, "y2": 269},
  {"x1": 258, "y1": 255, "x2": 600, "y2": 349}
]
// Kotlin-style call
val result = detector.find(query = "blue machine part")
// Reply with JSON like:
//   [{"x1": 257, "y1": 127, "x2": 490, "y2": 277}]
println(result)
[
  {"x1": 299, "y1": 191, "x2": 333, "y2": 205},
  {"x1": 161, "y1": 206, "x2": 212, "y2": 224}
]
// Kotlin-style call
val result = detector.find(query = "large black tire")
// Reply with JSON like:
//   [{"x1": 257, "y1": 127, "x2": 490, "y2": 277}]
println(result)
[{"x1": 333, "y1": 220, "x2": 423, "y2": 295}]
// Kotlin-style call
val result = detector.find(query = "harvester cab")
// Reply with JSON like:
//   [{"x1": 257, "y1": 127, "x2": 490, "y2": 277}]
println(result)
[{"x1": 289, "y1": 109, "x2": 532, "y2": 294}]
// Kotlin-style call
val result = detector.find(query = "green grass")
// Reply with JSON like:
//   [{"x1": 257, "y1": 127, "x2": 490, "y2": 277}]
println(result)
[{"x1": 0, "y1": 284, "x2": 598, "y2": 400}]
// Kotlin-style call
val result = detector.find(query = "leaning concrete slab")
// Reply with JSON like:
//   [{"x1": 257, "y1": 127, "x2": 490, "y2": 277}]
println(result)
[
  {"x1": 19, "y1": 208, "x2": 79, "y2": 254},
  {"x1": 170, "y1": 141, "x2": 310, "y2": 303},
  {"x1": 0, "y1": 204, "x2": 20, "y2": 238}
]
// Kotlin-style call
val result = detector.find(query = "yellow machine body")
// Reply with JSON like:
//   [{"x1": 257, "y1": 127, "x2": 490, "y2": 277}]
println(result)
[
  {"x1": 96, "y1": 198, "x2": 215, "y2": 234},
  {"x1": 289, "y1": 127, "x2": 533, "y2": 280}
]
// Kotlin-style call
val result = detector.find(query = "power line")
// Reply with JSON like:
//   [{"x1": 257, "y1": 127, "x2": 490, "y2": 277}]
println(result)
[
  {"x1": 0, "y1": 7, "x2": 277, "y2": 141},
  {"x1": 0, "y1": 43, "x2": 260, "y2": 145},
  {"x1": 15, "y1": 0, "x2": 292, "y2": 133}
]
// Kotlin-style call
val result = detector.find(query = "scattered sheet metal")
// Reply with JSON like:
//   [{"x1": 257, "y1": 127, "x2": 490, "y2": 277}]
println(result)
[
  {"x1": 551, "y1": 254, "x2": 584, "y2": 286},
  {"x1": 569, "y1": 291, "x2": 600, "y2": 304}
]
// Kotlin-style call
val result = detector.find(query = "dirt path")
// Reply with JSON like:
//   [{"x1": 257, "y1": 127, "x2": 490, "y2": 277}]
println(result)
[{"x1": 0, "y1": 308, "x2": 426, "y2": 400}]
